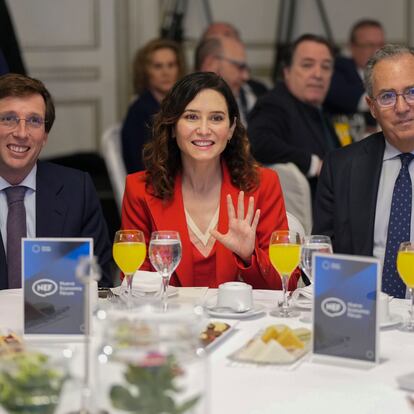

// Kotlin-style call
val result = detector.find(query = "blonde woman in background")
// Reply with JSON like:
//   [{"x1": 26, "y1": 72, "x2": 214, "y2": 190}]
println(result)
[{"x1": 121, "y1": 38, "x2": 186, "y2": 173}]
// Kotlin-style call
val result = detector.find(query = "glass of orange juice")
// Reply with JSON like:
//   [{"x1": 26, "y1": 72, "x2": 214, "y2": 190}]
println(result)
[
  {"x1": 113, "y1": 230, "x2": 146, "y2": 305},
  {"x1": 397, "y1": 241, "x2": 414, "y2": 332},
  {"x1": 269, "y1": 230, "x2": 302, "y2": 318}
]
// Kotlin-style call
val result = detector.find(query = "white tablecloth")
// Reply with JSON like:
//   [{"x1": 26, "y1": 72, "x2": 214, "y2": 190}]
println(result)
[{"x1": 0, "y1": 288, "x2": 413, "y2": 414}]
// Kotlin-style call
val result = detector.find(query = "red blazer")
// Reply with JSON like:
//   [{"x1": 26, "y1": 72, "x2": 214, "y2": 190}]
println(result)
[{"x1": 121, "y1": 164, "x2": 297, "y2": 290}]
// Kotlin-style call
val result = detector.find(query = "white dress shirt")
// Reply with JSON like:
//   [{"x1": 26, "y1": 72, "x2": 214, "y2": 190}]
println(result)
[
  {"x1": 0, "y1": 165, "x2": 37, "y2": 255},
  {"x1": 373, "y1": 141, "x2": 414, "y2": 268}
]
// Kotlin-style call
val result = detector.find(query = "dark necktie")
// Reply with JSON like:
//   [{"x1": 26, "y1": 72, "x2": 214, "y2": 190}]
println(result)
[
  {"x1": 5, "y1": 186, "x2": 27, "y2": 289},
  {"x1": 238, "y1": 87, "x2": 249, "y2": 124},
  {"x1": 382, "y1": 153, "x2": 414, "y2": 298}
]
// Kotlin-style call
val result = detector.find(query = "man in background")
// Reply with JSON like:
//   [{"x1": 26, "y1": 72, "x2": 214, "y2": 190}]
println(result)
[
  {"x1": 248, "y1": 34, "x2": 340, "y2": 197},
  {"x1": 314, "y1": 44, "x2": 414, "y2": 298},
  {"x1": 197, "y1": 21, "x2": 268, "y2": 125},
  {"x1": 324, "y1": 19, "x2": 385, "y2": 131},
  {"x1": 0, "y1": 73, "x2": 112, "y2": 289}
]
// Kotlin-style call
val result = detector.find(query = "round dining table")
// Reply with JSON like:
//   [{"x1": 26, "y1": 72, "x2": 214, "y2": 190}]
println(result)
[{"x1": 0, "y1": 287, "x2": 413, "y2": 414}]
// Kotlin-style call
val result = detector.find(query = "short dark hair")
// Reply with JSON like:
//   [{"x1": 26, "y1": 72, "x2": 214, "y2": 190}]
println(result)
[
  {"x1": 194, "y1": 37, "x2": 222, "y2": 71},
  {"x1": 350, "y1": 19, "x2": 384, "y2": 44},
  {"x1": 0, "y1": 73, "x2": 55, "y2": 133},
  {"x1": 283, "y1": 33, "x2": 334, "y2": 68},
  {"x1": 143, "y1": 71, "x2": 259, "y2": 199}
]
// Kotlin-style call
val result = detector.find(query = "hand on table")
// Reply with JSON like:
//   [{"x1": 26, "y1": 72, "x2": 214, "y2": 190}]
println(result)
[{"x1": 210, "y1": 191, "x2": 260, "y2": 264}]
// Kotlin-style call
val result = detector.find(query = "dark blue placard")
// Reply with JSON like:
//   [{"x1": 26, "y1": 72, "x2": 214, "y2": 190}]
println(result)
[
  {"x1": 312, "y1": 253, "x2": 380, "y2": 365},
  {"x1": 22, "y1": 238, "x2": 92, "y2": 335}
]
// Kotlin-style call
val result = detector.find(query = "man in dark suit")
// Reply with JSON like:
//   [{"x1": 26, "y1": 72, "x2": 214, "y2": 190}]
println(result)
[
  {"x1": 324, "y1": 19, "x2": 385, "y2": 130},
  {"x1": 197, "y1": 22, "x2": 268, "y2": 125},
  {"x1": 248, "y1": 34, "x2": 340, "y2": 197},
  {"x1": 0, "y1": 73, "x2": 112, "y2": 289},
  {"x1": 314, "y1": 44, "x2": 414, "y2": 298}
]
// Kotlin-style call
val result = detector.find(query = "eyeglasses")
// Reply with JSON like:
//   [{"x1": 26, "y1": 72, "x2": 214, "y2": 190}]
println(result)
[
  {"x1": 0, "y1": 114, "x2": 46, "y2": 130},
  {"x1": 373, "y1": 87, "x2": 414, "y2": 108},
  {"x1": 216, "y1": 55, "x2": 249, "y2": 72}
]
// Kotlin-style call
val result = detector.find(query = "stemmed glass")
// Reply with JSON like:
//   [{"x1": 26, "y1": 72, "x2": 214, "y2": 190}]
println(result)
[
  {"x1": 396, "y1": 241, "x2": 414, "y2": 332},
  {"x1": 301, "y1": 235, "x2": 333, "y2": 283},
  {"x1": 113, "y1": 230, "x2": 146, "y2": 305},
  {"x1": 149, "y1": 231, "x2": 182, "y2": 310},
  {"x1": 269, "y1": 230, "x2": 302, "y2": 318}
]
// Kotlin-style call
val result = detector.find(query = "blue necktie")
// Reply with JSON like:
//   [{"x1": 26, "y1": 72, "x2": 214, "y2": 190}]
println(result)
[{"x1": 382, "y1": 153, "x2": 414, "y2": 298}]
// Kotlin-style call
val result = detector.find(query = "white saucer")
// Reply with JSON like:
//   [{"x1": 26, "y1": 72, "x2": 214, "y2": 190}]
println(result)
[
  {"x1": 111, "y1": 285, "x2": 178, "y2": 297},
  {"x1": 381, "y1": 313, "x2": 403, "y2": 329},
  {"x1": 206, "y1": 303, "x2": 266, "y2": 319},
  {"x1": 299, "y1": 312, "x2": 403, "y2": 329},
  {"x1": 293, "y1": 300, "x2": 312, "y2": 310}
]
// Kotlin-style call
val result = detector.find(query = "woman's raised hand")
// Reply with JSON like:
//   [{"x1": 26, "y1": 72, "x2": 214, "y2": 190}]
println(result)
[{"x1": 210, "y1": 191, "x2": 260, "y2": 264}]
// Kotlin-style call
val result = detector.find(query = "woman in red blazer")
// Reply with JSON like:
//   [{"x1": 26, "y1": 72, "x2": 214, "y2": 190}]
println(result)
[{"x1": 121, "y1": 72, "x2": 297, "y2": 290}]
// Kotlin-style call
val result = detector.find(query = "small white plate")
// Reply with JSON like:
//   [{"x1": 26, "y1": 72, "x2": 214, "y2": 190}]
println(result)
[
  {"x1": 111, "y1": 285, "x2": 179, "y2": 297},
  {"x1": 381, "y1": 313, "x2": 403, "y2": 329},
  {"x1": 202, "y1": 321, "x2": 239, "y2": 351},
  {"x1": 206, "y1": 303, "x2": 266, "y2": 319}
]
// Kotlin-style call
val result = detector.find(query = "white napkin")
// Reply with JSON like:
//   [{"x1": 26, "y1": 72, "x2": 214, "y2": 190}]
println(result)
[
  {"x1": 121, "y1": 271, "x2": 161, "y2": 292},
  {"x1": 291, "y1": 285, "x2": 313, "y2": 308}
]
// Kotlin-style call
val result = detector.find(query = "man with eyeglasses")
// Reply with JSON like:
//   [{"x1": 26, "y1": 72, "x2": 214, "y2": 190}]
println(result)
[
  {"x1": 195, "y1": 35, "x2": 265, "y2": 125},
  {"x1": 313, "y1": 44, "x2": 414, "y2": 298},
  {"x1": 0, "y1": 73, "x2": 112, "y2": 289},
  {"x1": 324, "y1": 19, "x2": 385, "y2": 131}
]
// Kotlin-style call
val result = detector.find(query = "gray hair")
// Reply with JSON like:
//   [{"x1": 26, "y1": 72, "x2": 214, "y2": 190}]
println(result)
[
  {"x1": 194, "y1": 37, "x2": 223, "y2": 71},
  {"x1": 364, "y1": 43, "x2": 414, "y2": 97}
]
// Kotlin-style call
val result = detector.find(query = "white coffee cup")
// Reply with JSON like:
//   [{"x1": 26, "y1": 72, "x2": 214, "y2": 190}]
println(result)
[
  {"x1": 378, "y1": 292, "x2": 390, "y2": 323},
  {"x1": 217, "y1": 282, "x2": 253, "y2": 312}
]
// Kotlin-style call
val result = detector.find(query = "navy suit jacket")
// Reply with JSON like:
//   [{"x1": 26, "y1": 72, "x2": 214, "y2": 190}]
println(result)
[
  {"x1": 324, "y1": 56, "x2": 376, "y2": 126},
  {"x1": 313, "y1": 132, "x2": 385, "y2": 255},
  {"x1": 0, "y1": 162, "x2": 113, "y2": 289},
  {"x1": 121, "y1": 90, "x2": 160, "y2": 174},
  {"x1": 324, "y1": 56, "x2": 364, "y2": 114}
]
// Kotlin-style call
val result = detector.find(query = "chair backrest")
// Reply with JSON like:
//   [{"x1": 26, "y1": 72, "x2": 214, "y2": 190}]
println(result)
[
  {"x1": 267, "y1": 162, "x2": 312, "y2": 235},
  {"x1": 286, "y1": 211, "x2": 306, "y2": 239},
  {"x1": 100, "y1": 124, "x2": 126, "y2": 212}
]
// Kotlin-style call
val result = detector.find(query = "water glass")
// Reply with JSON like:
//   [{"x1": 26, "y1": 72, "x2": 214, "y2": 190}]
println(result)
[
  {"x1": 149, "y1": 231, "x2": 182, "y2": 310},
  {"x1": 301, "y1": 235, "x2": 333, "y2": 282}
]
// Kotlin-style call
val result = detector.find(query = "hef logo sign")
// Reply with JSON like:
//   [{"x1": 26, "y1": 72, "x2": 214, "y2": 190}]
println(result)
[
  {"x1": 32, "y1": 279, "x2": 58, "y2": 297},
  {"x1": 321, "y1": 297, "x2": 347, "y2": 317}
]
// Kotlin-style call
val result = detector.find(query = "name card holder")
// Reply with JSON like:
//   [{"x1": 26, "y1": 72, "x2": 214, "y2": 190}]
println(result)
[
  {"x1": 312, "y1": 253, "x2": 380, "y2": 369},
  {"x1": 22, "y1": 238, "x2": 94, "y2": 340}
]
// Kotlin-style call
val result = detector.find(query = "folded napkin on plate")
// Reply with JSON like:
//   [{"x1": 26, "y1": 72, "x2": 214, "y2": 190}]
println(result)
[
  {"x1": 121, "y1": 271, "x2": 161, "y2": 292},
  {"x1": 291, "y1": 285, "x2": 313, "y2": 307}
]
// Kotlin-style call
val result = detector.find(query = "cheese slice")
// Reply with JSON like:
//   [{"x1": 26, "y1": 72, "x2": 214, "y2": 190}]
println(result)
[
  {"x1": 277, "y1": 328, "x2": 305, "y2": 349},
  {"x1": 255, "y1": 340, "x2": 295, "y2": 364},
  {"x1": 237, "y1": 338, "x2": 266, "y2": 360}
]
